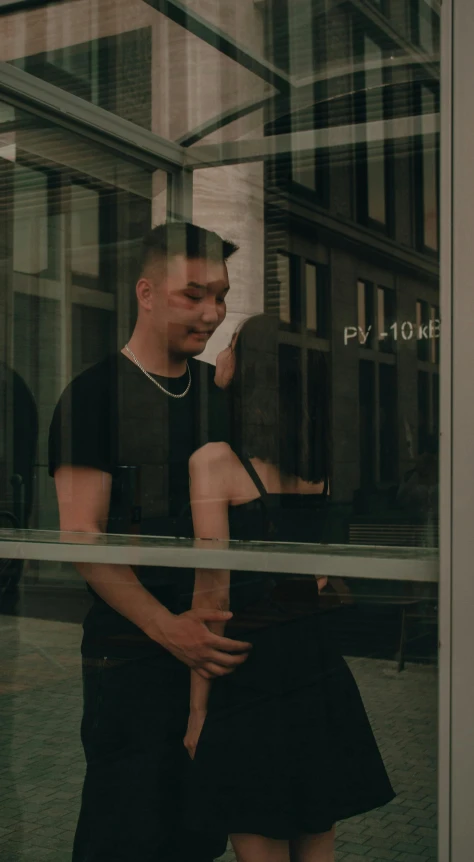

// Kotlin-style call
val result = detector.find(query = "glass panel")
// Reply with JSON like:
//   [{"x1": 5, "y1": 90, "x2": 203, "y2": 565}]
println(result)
[
  {"x1": 0, "y1": 98, "x2": 165, "y2": 540},
  {"x1": 187, "y1": 2, "x2": 440, "y2": 855},
  {"x1": 0, "y1": 554, "x2": 438, "y2": 860},
  {"x1": 1, "y1": 1, "x2": 441, "y2": 861}
]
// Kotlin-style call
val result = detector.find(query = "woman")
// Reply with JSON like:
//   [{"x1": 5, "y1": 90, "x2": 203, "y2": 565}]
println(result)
[{"x1": 185, "y1": 314, "x2": 395, "y2": 862}]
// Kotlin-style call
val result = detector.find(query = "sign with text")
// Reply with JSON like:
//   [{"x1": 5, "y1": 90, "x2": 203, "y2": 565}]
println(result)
[{"x1": 344, "y1": 320, "x2": 440, "y2": 346}]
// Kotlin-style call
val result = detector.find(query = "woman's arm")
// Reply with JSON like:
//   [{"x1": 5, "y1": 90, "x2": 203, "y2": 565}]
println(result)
[{"x1": 185, "y1": 444, "x2": 240, "y2": 758}]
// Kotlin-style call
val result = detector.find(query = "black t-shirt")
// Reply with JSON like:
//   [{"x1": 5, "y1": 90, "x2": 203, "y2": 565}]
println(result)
[{"x1": 48, "y1": 352, "x2": 231, "y2": 658}]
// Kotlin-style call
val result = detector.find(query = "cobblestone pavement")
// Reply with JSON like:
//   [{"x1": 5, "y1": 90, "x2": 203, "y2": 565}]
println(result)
[{"x1": 0, "y1": 615, "x2": 437, "y2": 862}]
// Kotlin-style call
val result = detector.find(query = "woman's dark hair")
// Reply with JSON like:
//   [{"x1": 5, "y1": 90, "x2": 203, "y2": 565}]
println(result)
[{"x1": 230, "y1": 313, "x2": 330, "y2": 485}]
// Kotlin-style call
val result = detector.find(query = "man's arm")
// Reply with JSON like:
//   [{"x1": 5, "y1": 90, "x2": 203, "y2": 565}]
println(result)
[{"x1": 55, "y1": 465, "x2": 251, "y2": 677}]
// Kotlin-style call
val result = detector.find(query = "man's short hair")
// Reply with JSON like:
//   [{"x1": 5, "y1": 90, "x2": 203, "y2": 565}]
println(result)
[{"x1": 140, "y1": 222, "x2": 239, "y2": 275}]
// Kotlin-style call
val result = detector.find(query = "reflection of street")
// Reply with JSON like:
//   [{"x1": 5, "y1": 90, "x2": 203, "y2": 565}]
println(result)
[{"x1": 0, "y1": 616, "x2": 436, "y2": 862}]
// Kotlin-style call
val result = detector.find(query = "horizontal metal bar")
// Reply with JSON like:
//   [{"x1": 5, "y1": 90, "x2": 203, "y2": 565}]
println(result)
[
  {"x1": 143, "y1": 0, "x2": 291, "y2": 95},
  {"x1": 0, "y1": 529, "x2": 438, "y2": 581},
  {"x1": 177, "y1": 95, "x2": 272, "y2": 148},
  {"x1": 0, "y1": 63, "x2": 185, "y2": 171},
  {"x1": 71, "y1": 286, "x2": 115, "y2": 311},
  {"x1": 187, "y1": 113, "x2": 439, "y2": 168},
  {"x1": 180, "y1": 56, "x2": 436, "y2": 148}
]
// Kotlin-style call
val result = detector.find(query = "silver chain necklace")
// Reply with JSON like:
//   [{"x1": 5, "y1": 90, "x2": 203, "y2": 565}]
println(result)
[{"x1": 124, "y1": 344, "x2": 191, "y2": 399}]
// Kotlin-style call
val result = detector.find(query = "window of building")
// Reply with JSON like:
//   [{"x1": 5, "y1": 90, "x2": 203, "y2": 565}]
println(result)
[
  {"x1": 273, "y1": 251, "x2": 329, "y2": 336},
  {"x1": 13, "y1": 164, "x2": 51, "y2": 277},
  {"x1": 275, "y1": 252, "x2": 295, "y2": 326},
  {"x1": 416, "y1": 298, "x2": 440, "y2": 452},
  {"x1": 305, "y1": 262, "x2": 329, "y2": 337},
  {"x1": 270, "y1": 241, "x2": 331, "y2": 482},
  {"x1": 266, "y1": 0, "x2": 329, "y2": 205},
  {"x1": 377, "y1": 285, "x2": 397, "y2": 353},
  {"x1": 379, "y1": 362, "x2": 398, "y2": 483},
  {"x1": 359, "y1": 357, "x2": 398, "y2": 486},
  {"x1": 357, "y1": 279, "x2": 375, "y2": 349},
  {"x1": 10, "y1": 28, "x2": 152, "y2": 130},
  {"x1": 1, "y1": 100, "x2": 159, "y2": 533},
  {"x1": 358, "y1": 280, "x2": 396, "y2": 353},
  {"x1": 411, "y1": 0, "x2": 439, "y2": 55},
  {"x1": 278, "y1": 341, "x2": 330, "y2": 483},
  {"x1": 359, "y1": 359, "x2": 376, "y2": 485},
  {"x1": 70, "y1": 183, "x2": 101, "y2": 286},
  {"x1": 354, "y1": 31, "x2": 391, "y2": 231},
  {"x1": 416, "y1": 300, "x2": 440, "y2": 363},
  {"x1": 358, "y1": 280, "x2": 398, "y2": 484},
  {"x1": 415, "y1": 85, "x2": 439, "y2": 253}
]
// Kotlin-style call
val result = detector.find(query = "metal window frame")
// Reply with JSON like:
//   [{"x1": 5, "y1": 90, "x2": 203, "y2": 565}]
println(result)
[
  {"x1": 0, "y1": 63, "x2": 185, "y2": 173},
  {"x1": 141, "y1": 0, "x2": 292, "y2": 96},
  {"x1": 439, "y1": 1, "x2": 474, "y2": 860},
  {"x1": 0, "y1": 528, "x2": 438, "y2": 581},
  {"x1": 438, "y1": 0, "x2": 452, "y2": 859}
]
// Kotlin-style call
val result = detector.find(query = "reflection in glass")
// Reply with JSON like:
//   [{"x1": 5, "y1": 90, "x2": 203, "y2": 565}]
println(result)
[
  {"x1": 72, "y1": 306, "x2": 116, "y2": 377},
  {"x1": 289, "y1": 0, "x2": 316, "y2": 190},
  {"x1": 359, "y1": 359, "x2": 376, "y2": 486},
  {"x1": 0, "y1": 0, "x2": 443, "y2": 858},
  {"x1": 379, "y1": 363, "x2": 398, "y2": 483},
  {"x1": 276, "y1": 252, "x2": 291, "y2": 324},
  {"x1": 305, "y1": 262, "x2": 318, "y2": 331},
  {"x1": 377, "y1": 286, "x2": 396, "y2": 353},
  {"x1": 420, "y1": 86, "x2": 439, "y2": 252},
  {"x1": 0, "y1": 99, "x2": 160, "y2": 534},
  {"x1": 71, "y1": 184, "x2": 100, "y2": 281},
  {"x1": 358, "y1": 280, "x2": 374, "y2": 348},
  {"x1": 363, "y1": 35, "x2": 386, "y2": 226},
  {"x1": 13, "y1": 165, "x2": 49, "y2": 276}
]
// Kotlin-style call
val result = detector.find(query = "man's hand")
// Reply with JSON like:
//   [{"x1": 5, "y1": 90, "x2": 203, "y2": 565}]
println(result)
[{"x1": 150, "y1": 608, "x2": 252, "y2": 679}]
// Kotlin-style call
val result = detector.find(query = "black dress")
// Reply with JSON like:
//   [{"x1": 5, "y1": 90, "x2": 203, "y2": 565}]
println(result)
[{"x1": 186, "y1": 459, "x2": 395, "y2": 840}]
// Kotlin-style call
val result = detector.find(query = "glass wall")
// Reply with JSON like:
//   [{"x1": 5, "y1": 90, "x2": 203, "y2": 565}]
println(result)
[{"x1": 0, "y1": 1, "x2": 441, "y2": 861}]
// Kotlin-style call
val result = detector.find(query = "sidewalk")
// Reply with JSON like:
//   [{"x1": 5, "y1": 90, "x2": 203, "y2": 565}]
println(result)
[{"x1": 0, "y1": 615, "x2": 437, "y2": 862}]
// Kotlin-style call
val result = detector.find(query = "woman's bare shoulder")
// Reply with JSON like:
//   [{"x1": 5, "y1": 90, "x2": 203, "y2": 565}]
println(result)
[
  {"x1": 191, "y1": 446, "x2": 270, "y2": 505},
  {"x1": 189, "y1": 441, "x2": 237, "y2": 472}
]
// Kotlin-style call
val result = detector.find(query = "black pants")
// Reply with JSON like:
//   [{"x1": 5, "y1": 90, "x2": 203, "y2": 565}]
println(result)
[{"x1": 72, "y1": 654, "x2": 227, "y2": 862}]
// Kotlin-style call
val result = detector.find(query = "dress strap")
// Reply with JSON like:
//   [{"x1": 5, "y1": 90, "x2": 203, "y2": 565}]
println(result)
[
  {"x1": 240, "y1": 455, "x2": 270, "y2": 501},
  {"x1": 240, "y1": 455, "x2": 274, "y2": 540}
]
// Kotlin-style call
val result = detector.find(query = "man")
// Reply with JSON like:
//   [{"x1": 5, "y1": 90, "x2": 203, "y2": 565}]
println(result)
[{"x1": 49, "y1": 223, "x2": 251, "y2": 862}]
